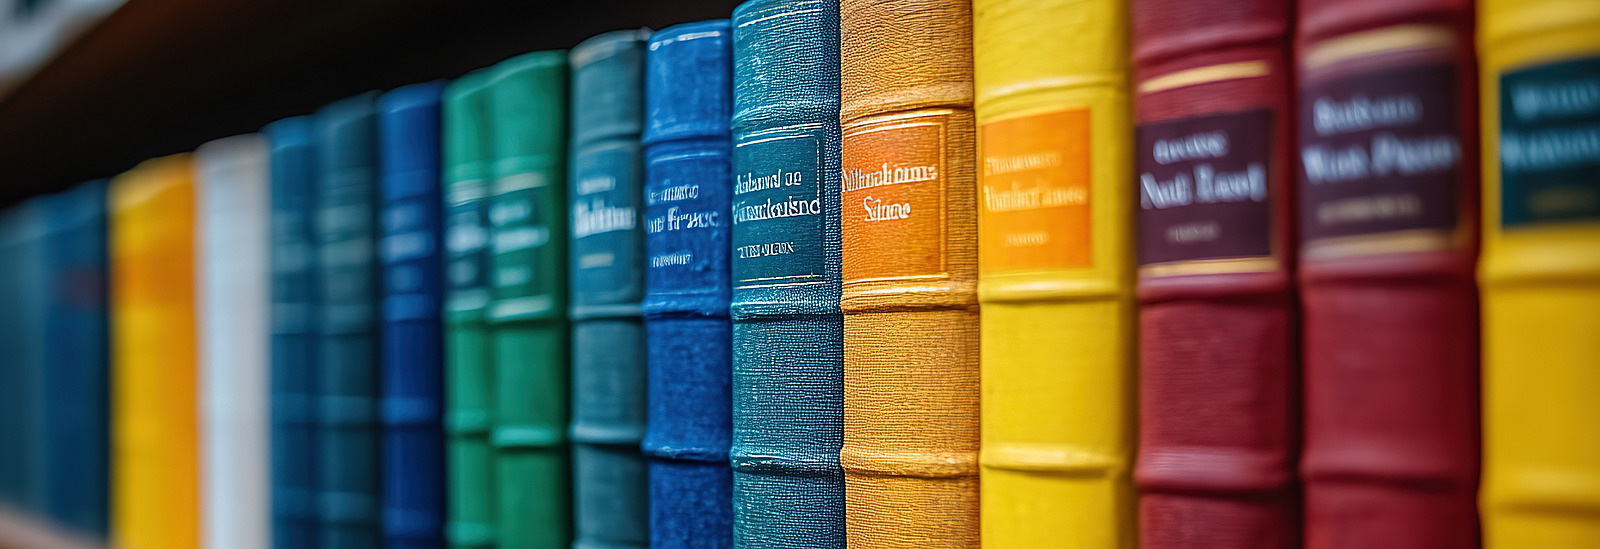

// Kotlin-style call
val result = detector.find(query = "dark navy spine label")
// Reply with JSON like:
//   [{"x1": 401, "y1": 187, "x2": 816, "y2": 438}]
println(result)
[
  {"x1": 571, "y1": 143, "x2": 643, "y2": 304},
  {"x1": 646, "y1": 147, "x2": 730, "y2": 295},
  {"x1": 731, "y1": 130, "x2": 825, "y2": 288},
  {"x1": 1499, "y1": 55, "x2": 1600, "y2": 227}
]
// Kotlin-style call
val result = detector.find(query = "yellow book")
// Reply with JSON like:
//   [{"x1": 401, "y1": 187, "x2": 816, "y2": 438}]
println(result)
[
  {"x1": 111, "y1": 155, "x2": 200, "y2": 549},
  {"x1": 974, "y1": 0, "x2": 1136, "y2": 547},
  {"x1": 1479, "y1": 0, "x2": 1600, "y2": 546}
]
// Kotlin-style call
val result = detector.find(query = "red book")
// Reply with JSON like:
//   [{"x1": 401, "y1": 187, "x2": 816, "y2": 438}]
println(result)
[
  {"x1": 1295, "y1": 0, "x2": 1480, "y2": 547},
  {"x1": 1132, "y1": 1, "x2": 1298, "y2": 547}
]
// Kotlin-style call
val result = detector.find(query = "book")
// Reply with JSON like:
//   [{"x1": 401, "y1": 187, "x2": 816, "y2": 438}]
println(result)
[
  {"x1": 314, "y1": 92, "x2": 384, "y2": 549},
  {"x1": 1130, "y1": 0, "x2": 1297, "y2": 547},
  {"x1": 110, "y1": 154, "x2": 200, "y2": 549},
  {"x1": 728, "y1": 1, "x2": 846, "y2": 547},
  {"x1": 42, "y1": 180, "x2": 111, "y2": 537},
  {"x1": 265, "y1": 115, "x2": 322, "y2": 549},
  {"x1": 1478, "y1": 0, "x2": 1600, "y2": 545},
  {"x1": 1, "y1": 198, "x2": 50, "y2": 516},
  {"x1": 837, "y1": 0, "x2": 980, "y2": 546},
  {"x1": 569, "y1": 28, "x2": 653, "y2": 549},
  {"x1": 196, "y1": 133, "x2": 273, "y2": 549},
  {"x1": 640, "y1": 20, "x2": 735, "y2": 549},
  {"x1": 0, "y1": 207, "x2": 16, "y2": 508},
  {"x1": 973, "y1": 0, "x2": 1137, "y2": 546},
  {"x1": 443, "y1": 70, "x2": 497, "y2": 549},
  {"x1": 486, "y1": 50, "x2": 571, "y2": 549},
  {"x1": 378, "y1": 81, "x2": 448, "y2": 549},
  {"x1": 1295, "y1": 1, "x2": 1481, "y2": 547}
]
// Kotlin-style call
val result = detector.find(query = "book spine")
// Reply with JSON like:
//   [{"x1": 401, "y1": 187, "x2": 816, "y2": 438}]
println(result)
[
  {"x1": 1130, "y1": 0, "x2": 1297, "y2": 547},
  {"x1": 379, "y1": 82, "x2": 448, "y2": 549},
  {"x1": 837, "y1": 0, "x2": 979, "y2": 546},
  {"x1": 0, "y1": 209, "x2": 16, "y2": 508},
  {"x1": 641, "y1": 20, "x2": 735, "y2": 549},
  {"x1": 486, "y1": 51, "x2": 571, "y2": 549},
  {"x1": 729, "y1": 1, "x2": 846, "y2": 547},
  {"x1": 267, "y1": 116, "x2": 322, "y2": 549},
  {"x1": 973, "y1": 0, "x2": 1137, "y2": 546},
  {"x1": 443, "y1": 72, "x2": 497, "y2": 549},
  {"x1": 8, "y1": 199, "x2": 51, "y2": 517},
  {"x1": 1478, "y1": 0, "x2": 1600, "y2": 545},
  {"x1": 1295, "y1": 2, "x2": 1481, "y2": 547},
  {"x1": 314, "y1": 94, "x2": 383, "y2": 549},
  {"x1": 197, "y1": 134, "x2": 273, "y2": 549}
]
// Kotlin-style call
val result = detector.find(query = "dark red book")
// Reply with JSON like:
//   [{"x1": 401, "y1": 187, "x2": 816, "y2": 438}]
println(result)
[
  {"x1": 1132, "y1": 1, "x2": 1298, "y2": 547},
  {"x1": 1295, "y1": 0, "x2": 1481, "y2": 547}
]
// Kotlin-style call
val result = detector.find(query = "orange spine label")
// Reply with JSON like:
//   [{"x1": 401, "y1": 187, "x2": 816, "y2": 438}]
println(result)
[
  {"x1": 979, "y1": 109, "x2": 1093, "y2": 273},
  {"x1": 843, "y1": 111, "x2": 951, "y2": 281}
]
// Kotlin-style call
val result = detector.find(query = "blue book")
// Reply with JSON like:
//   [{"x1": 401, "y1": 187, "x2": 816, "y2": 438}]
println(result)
[
  {"x1": 1, "y1": 199, "x2": 50, "y2": 515},
  {"x1": 378, "y1": 82, "x2": 448, "y2": 549},
  {"x1": 727, "y1": 1, "x2": 845, "y2": 548},
  {"x1": 315, "y1": 92, "x2": 384, "y2": 549},
  {"x1": 0, "y1": 206, "x2": 19, "y2": 507},
  {"x1": 569, "y1": 29, "x2": 652, "y2": 549},
  {"x1": 42, "y1": 181, "x2": 111, "y2": 537},
  {"x1": 640, "y1": 20, "x2": 735, "y2": 549},
  {"x1": 267, "y1": 115, "x2": 322, "y2": 549}
]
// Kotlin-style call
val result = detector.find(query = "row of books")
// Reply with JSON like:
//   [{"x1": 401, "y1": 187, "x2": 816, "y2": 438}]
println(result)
[{"x1": 0, "y1": 0, "x2": 1597, "y2": 547}]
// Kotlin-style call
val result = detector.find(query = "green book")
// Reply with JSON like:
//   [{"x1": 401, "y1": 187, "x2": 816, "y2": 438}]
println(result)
[{"x1": 486, "y1": 50, "x2": 571, "y2": 549}]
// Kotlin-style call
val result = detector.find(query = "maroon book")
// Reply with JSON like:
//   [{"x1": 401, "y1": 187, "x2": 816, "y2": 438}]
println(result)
[
  {"x1": 1295, "y1": 0, "x2": 1481, "y2": 548},
  {"x1": 1132, "y1": 1, "x2": 1298, "y2": 547}
]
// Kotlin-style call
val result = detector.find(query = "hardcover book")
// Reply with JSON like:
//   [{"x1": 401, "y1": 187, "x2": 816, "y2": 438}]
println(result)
[
  {"x1": 487, "y1": 50, "x2": 572, "y2": 549},
  {"x1": 1295, "y1": 1, "x2": 1481, "y2": 547},
  {"x1": 1479, "y1": 0, "x2": 1600, "y2": 545},
  {"x1": 729, "y1": 1, "x2": 847, "y2": 547},
  {"x1": 0, "y1": 208, "x2": 17, "y2": 508},
  {"x1": 196, "y1": 134, "x2": 273, "y2": 549},
  {"x1": 973, "y1": 0, "x2": 1138, "y2": 546},
  {"x1": 3, "y1": 198, "x2": 49, "y2": 516},
  {"x1": 641, "y1": 20, "x2": 735, "y2": 549},
  {"x1": 379, "y1": 81, "x2": 448, "y2": 549},
  {"x1": 569, "y1": 29, "x2": 652, "y2": 549},
  {"x1": 1131, "y1": 0, "x2": 1297, "y2": 547},
  {"x1": 838, "y1": 0, "x2": 980, "y2": 546}
]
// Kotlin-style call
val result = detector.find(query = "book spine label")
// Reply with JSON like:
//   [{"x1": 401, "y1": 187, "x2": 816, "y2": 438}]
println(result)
[
  {"x1": 731, "y1": 132, "x2": 826, "y2": 286},
  {"x1": 842, "y1": 113, "x2": 951, "y2": 279},
  {"x1": 444, "y1": 172, "x2": 495, "y2": 549},
  {"x1": 1496, "y1": 56, "x2": 1600, "y2": 226},
  {"x1": 646, "y1": 148, "x2": 730, "y2": 295},
  {"x1": 1136, "y1": 109, "x2": 1272, "y2": 267},
  {"x1": 978, "y1": 109, "x2": 1094, "y2": 272}
]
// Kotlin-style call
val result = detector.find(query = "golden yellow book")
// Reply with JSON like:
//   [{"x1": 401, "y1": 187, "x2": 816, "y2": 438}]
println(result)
[
  {"x1": 1479, "y1": 0, "x2": 1600, "y2": 546},
  {"x1": 974, "y1": 0, "x2": 1136, "y2": 547},
  {"x1": 111, "y1": 155, "x2": 199, "y2": 549}
]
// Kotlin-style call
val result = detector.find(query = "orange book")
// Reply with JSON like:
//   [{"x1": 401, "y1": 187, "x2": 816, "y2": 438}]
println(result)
[{"x1": 839, "y1": 0, "x2": 981, "y2": 546}]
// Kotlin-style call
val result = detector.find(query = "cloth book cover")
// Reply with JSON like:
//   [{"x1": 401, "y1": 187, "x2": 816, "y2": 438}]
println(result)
[
  {"x1": 973, "y1": 0, "x2": 1137, "y2": 546},
  {"x1": 266, "y1": 115, "x2": 322, "y2": 549},
  {"x1": 378, "y1": 81, "x2": 448, "y2": 549},
  {"x1": 569, "y1": 29, "x2": 652, "y2": 549},
  {"x1": 1295, "y1": 1, "x2": 1481, "y2": 547},
  {"x1": 443, "y1": 69, "x2": 497, "y2": 549},
  {"x1": 110, "y1": 154, "x2": 200, "y2": 549},
  {"x1": 838, "y1": 0, "x2": 980, "y2": 546},
  {"x1": 196, "y1": 134, "x2": 273, "y2": 549},
  {"x1": 1131, "y1": 0, "x2": 1297, "y2": 547},
  {"x1": 728, "y1": 1, "x2": 847, "y2": 547},
  {"x1": 1478, "y1": 0, "x2": 1600, "y2": 545},
  {"x1": 640, "y1": 20, "x2": 735, "y2": 549},
  {"x1": 314, "y1": 92, "x2": 384, "y2": 549},
  {"x1": 486, "y1": 50, "x2": 571, "y2": 549}
]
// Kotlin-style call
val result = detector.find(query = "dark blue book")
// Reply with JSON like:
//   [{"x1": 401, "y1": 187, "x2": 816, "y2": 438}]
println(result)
[
  {"x1": 0, "y1": 199, "x2": 50, "y2": 515},
  {"x1": 267, "y1": 115, "x2": 322, "y2": 549},
  {"x1": 315, "y1": 92, "x2": 384, "y2": 549},
  {"x1": 569, "y1": 29, "x2": 652, "y2": 549},
  {"x1": 42, "y1": 180, "x2": 111, "y2": 537},
  {"x1": 378, "y1": 81, "x2": 447, "y2": 549},
  {"x1": 0, "y1": 206, "x2": 19, "y2": 507},
  {"x1": 727, "y1": 1, "x2": 845, "y2": 547},
  {"x1": 640, "y1": 20, "x2": 735, "y2": 549}
]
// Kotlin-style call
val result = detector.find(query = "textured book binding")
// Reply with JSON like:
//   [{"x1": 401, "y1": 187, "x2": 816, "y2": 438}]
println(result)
[
  {"x1": 266, "y1": 116, "x2": 322, "y2": 549},
  {"x1": 569, "y1": 29, "x2": 652, "y2": 549},
  {"x1": 729, "y1": 1, "x2": 847, "y2": 547},
  {"x1": 1479, "y1": 0, "x2": 1600, "y2": 545},
  {"x1": 379, "y1": 82, "x2": 448, "y2": 549},
  {"x1": 641, "y1": 20, "x2": 735, "y2": 549},
  {"x1": 1295, "y1": 1, "x2": 1481, "y2": 547},
  {"x1": 110, "y1": 155, "x2": 200, "y2": 549},
  {"x1": 1131, "y1": 0, "x2": 1297, "y2": 547},
  {"x1": 487, "y1": 51, "x2": 571, "y2": 549},
  {"x1": 973, "y1": 0, "x2": 1137, "y2": 547},
  {"x1": 443, "y1": 70, "x2": 498, "y2": 549},
  {"x1": 196, "y1": 134, "x2": 273, "y2": 549},
  {"x1": 838, "y1": 0, "x2": 980, "y2": 546},
  {"x1": 314, "y1": 93, "x2": 384, "y2": 549}
]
